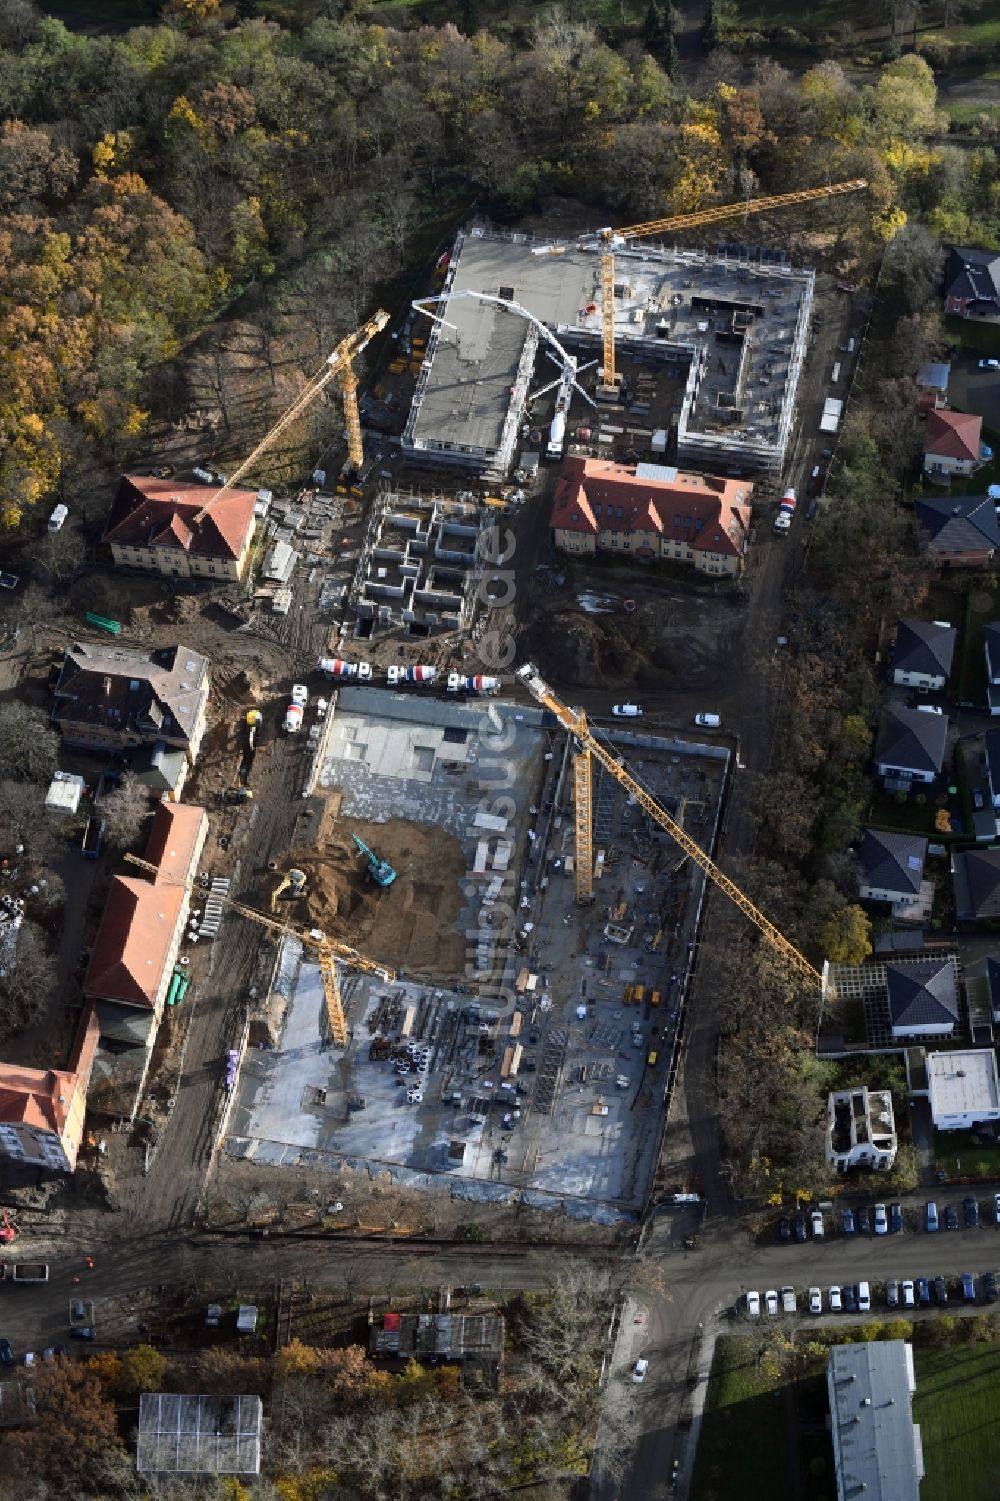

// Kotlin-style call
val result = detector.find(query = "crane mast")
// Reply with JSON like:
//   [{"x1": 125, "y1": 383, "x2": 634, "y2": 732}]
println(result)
[{"x1": 516, "y1": 664, "x2": 823, "y2": 990}]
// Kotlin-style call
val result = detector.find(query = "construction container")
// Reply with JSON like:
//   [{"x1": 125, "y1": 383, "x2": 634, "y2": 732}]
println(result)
[
  {"x1": 633, "y1": 984, "x2": 645, "y2": 1005},
  {"x1": 400, "y1": 1006, "x2": 416, "y2": 1038},
  {"x1": 650, "y1": 990, "x2": 661, "y2": 1007},
  {"x1": 510, "y1": 1011, "x2": 523, "y2": 1038}
]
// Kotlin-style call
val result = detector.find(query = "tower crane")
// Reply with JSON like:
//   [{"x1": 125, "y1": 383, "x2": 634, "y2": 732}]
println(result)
[
  {"x1": 191, "y1": 308, "x2": 391, "y2": 528},
  {"x1": 516, "y1": 664, "x2": 823, "y2": 991},
  {"x1": 123, "y1": 853, "x2": 394, "y2": 1047},
  {"x1": 536, "y1": 180, "x2": 867, "y2": 396}
]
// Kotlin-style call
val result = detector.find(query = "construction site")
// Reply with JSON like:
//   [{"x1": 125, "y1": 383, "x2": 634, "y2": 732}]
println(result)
[{"x1": 224, "y1": 677, "x2": 732, "y2": 1218}]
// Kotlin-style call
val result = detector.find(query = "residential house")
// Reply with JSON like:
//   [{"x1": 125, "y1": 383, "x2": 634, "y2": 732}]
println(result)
[
  {"x1": 52, "y1": 642, "x2": 210, "y2": 766},
  {"x1": 926, "y1": 1048, "x2": 1000, "y2": 1131},
  {"x1": 137, "y1": 1394, "x2": 262, "y2": 1476},
  {"x1": 105, "y1": 475, "x2": 258, "y2": 583},
  {"x1": 985, "y1": 728, "x2": 1000, "y2": 809},
  {"x1": 886, "y1": 956, "x2": 960, "y2": 1039},
  {"x1": 923, "y1": 407, "x2": 984, "y2": 478},
  {"x1": 943, "y1": 244, "x2": 1000, "y2": 320},
  {"x1": 891, "y1": 619, "x2": 956, "y2": 692},
  {"x1": 825, "y1": 1085, "x2": 897, "y2": 1174},
  {"x1": 826, "y1": 1342, "x2": 923, "y2": 1501},
  {"x1": 952, "y1": 845, "x2": 1000, "y2": 921},
  {"x1": 915, "y1": 360, "x2": 950, "y2": 409},
  {"x1": 984, "y1": 622, "x2": 1000, "y2": 715},
  {"x1": 0, "y1": 1006, "x2": 100, "y2": 1174},
  {"x1": 874, "y1": 705, "x2": 948, "y2": 788},
  {"x1": 915, "y1": 493, "x2": 1000, "y2": 567},
  {"x1": 551, "y1": 457, "x2": 752, "y2": 578},
  {"x1": 980, "y1": 956, "x2": 1000, "y2": 1022},
  {"x1": 857, "y1": 829, "x2": 927, "y2": 907}
]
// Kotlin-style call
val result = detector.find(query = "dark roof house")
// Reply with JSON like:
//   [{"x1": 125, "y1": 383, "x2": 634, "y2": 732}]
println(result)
[
  {"x1": 886, "y1": 957, "x2": 960, "y2": 1035},
  {"x1": 52, "y1": 642, "x2": 209, "y2": 757},
  {"x1": 891, "y1": 620, "x2": 956, "y2": 685},
  {"x1": 985, "y1": 622, "x2": 1000, "y2": 714},
  {"x1": 858, "y1": 830, "x2": 927, "y2": 902},
  {"x1": 944, "y1": 245, "x2": 1000, "y2": 318},
  {"x1": 875, "y1": 706, "x2": 948, "y2": 780},
  {"x1": 915, "y1": 494, "x2": 1000, "y2": 565},
  {"x1": 953, "y1": 846, "x2": 1000, "y2": 921}
]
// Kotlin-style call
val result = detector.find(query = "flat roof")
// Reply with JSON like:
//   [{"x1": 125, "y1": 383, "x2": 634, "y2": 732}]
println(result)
[
  {"x1": 927, "y1": 1048, "x2": 1000, "y2": 1115},
  {"x1": 137, "y1": 1394, "x2": 262, "y2": 1475},
  {"x1": 827, "y1": 1342, "x2": 922, "y2": 1501}
]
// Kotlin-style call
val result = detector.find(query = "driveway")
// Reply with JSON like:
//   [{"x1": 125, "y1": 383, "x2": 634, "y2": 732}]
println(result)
[{"x1": 945, "y1": 353, "x2": 1000, "y2": 435}]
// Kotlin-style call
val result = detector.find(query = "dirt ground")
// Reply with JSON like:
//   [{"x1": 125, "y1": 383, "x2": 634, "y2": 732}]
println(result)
[{"x1": 267, "y1": 814, "x2": 468, "y2": 980}]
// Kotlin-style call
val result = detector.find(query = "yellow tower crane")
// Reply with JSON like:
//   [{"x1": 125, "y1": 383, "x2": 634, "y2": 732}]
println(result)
[
  {"x1": 516, "y1": 664, "x2": 822, "y2": 991},
  {"x1": 123, "y1": 853, "x2": 395, "y2": 1046},
  {"x1": 588, "y1": 179, "x2": 868, "y2": 395},
  {"x1": 192, "y1": 308, "x2": 391, "y2": 528}
]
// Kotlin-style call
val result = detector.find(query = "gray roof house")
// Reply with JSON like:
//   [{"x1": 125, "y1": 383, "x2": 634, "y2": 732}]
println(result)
[
  {"x1": 858, "y1": 829, "x2": 927, "y2": 907},
  {"x1": 827, "y1": 1341, "x2": 923, "y2": 1501},
  {"x1": 952, "y1": 846, "x2": 1000, "y2": 921},
  {"x1": 915, "y1": 494, "x2": 1000, "y2": 566},
  {"x1": 985, "y1": 622, "x2": 1000, "y2": 715},
  {"x1": 984, "y1": 728, "x2": 1000, "y2": 810},
  {"x1": 944, "y1": 244, "x2": 1000, "y2": 319},
  {"x1": 875, "y1": 705, "x2": 949, "y2": 787},
  {"x1": 891, "y1": 619, "x2": 956, "y2": 691},
  {"x1": 886, "y1": 957, "x2": 960, "y2": 1038},
  {"x1": 915, "y1": 360, "x2": 950, "y2": 402}
]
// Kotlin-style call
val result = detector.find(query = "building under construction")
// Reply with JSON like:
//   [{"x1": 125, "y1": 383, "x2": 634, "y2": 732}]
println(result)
[{"x1": 402, "y1": 227, "x2": 815, "y2": 477}]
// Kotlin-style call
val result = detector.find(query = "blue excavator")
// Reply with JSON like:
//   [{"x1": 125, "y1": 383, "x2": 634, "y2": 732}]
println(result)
[{"x1": 352, "y1": 834, "x2": 396, "y2": 888}]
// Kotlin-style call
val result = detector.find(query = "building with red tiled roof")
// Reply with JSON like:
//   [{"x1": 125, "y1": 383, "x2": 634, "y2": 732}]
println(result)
[
  {"x1": 85, "y1": 803, "x2": 208, "y2": 1016},
  {"x1": 551, "y1": 457, "x2": 752, "y2": 577},
  {"x1": 0, "y1": 1005, "x2": 100, "y2": 1173},
  {"x1": 105, "y1": 475, "x2": 258, "y2": 581},
  {"x1": 924, "y1": 408, "x2": 984, "y2": 479}
]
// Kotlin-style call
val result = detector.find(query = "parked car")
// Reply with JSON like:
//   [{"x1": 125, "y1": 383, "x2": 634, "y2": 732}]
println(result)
[
  {"x1": 632, "y1": 1358, "x2": 649, "y2": 1384},
  {"x1": 829, "y1": 1285, "x2": 843, "y2": 1313},
  {"x1": 925, "y1": 1201, "x2": 939, "y2": 1233},
  {"x1": 946, "y1": 1204, "x2": 960, "y2": 1232},
  {"x1": 808, "y1": 1287, "x2": 822, "y2": 1315},
  {"x1": 901, "y1": 1280, "x2": 915, "y2": 1309},
  {"x1": 874, "y1": 1202, "x2": 888, "y2": 1236},
  {"x1": 405, "y1": 1089, "x2": 423, "y2": 1104},
  {"x1": 745, "y1": 1291, "x2": 761, "y2": 1319},
  {"x1": 0, "y1": 1339, "x2": 11, "y2": 1364},
  {"x1": 793, "y1": 1212, "x2": 807, "y2": 1243},
  {"x1": 964, "y1": 1196, "x2": 980, "y2": 1229},
  {"x1": 979, "y1": 358, "x2": 1000, "y2": 370},
  {"x1": 984, "y1": 1271, "x2": 998, "y2": 1304},
  {"x1": 694, "y1": 712, "x2": 721, "y2": 728},
  {"x1": 886, "y1": 1279, "x2": 899, "y2": 1309},
  {"x1": 780, "y1": 1287, "x2": 796, "y2": 1314},
  {"x1": 857, "y1": 1205, "x2": 871, "y2": 1235},
  {"x1": 857, "y1": 1281, "x2": 871, "y2": 1313},
  {"x1": 778, "y1": 1215, "x2": 791, "y2": 1243},
  {"x1": 290, "y1": 683, "x2": 309, "y2": 707},
  {"x1": 70, "y1": 1327, "x2": 96, "y2": 1341},
  {"x1": 841, "y1": 1207, "x2": 856, "y2": 1237},
  {"x1": 962, "y1": 1273, "x2": 977, "y2": 1303},
  {"x1": 933, "y1": 1276, "x2": 948, "y2": 1306},
  {"x1": 843, "y1": 1284, "x2": 858, "y2": 1314},
  {"x1": 22, "y1": 1352, "x2": 34, "y2": 1367},
  {"x1": 810, "y1": 1209, "x2": 824, "y2": 1239},
  {"x1": 41, "y1": 1348, "x2": 54, "y2": 1364},
  {"x1": 765, "y1": 1289, "x2": 779, "y2": 1317},
  {"x1": 974, "y1": 788, "x2": 986, "y2": 810},
  {"x1": 613, "y1": 704, "x2": 643, "y2": 718},
  {"x1": 890, "y1": 1202, "x2": 904, "y2": 1234},
  {"x1": 994, "y1": 1192, "x2": 1000, "y2": 1226},
  {"x1": 915, "y1": 1277, "x2": 931, "y2": 1307}
]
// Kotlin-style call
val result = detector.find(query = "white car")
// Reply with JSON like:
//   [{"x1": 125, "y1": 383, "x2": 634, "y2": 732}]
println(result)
[
  {"x1": 291, "y1": 683, "x2": 309, "y2": 707},
  {"x1": 829, "y1": 1285, "x2": 843, "y2": 1313},
  {"x1": 808, "y1": 1286, "x2": 822, "y2": 1315},
  {"x1": 694, "y1": 713, "x2": 721, "y2": 729},
  {"x1": 745, "y1": 1290, "x2": 761, "y2": 1319},
  {"x1": 902, "y1": 1280, "x2": 915, "y2": 1309},
  {"x1": 979, "y1": 358, "x2": 1000, "y2": 370},
  {"x1": 406, "y1": 1089, "x2": 423, "y2": 1104},
  {"x1": 613, "y1": 704, "x2": 643, "y2": 718},
  {"x1": 810, "y1": 1209, "x2": 824, "y2": 1239},
  {"x1": 874, "y1": 1202, "x2": 888, "y2": 1235},
  {"x1": 764, "y1": 1289, "x2": 779, "y2": 1317},
  {"x1": 632, "y1": 1358, "x2": 648, "y2": 1384}
]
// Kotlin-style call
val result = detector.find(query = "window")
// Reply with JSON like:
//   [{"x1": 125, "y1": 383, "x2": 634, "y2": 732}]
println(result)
[
  {"x1": 208, "y1": 565, "x2": 216, "y2": 574},
  {"x1": 684, "y1": 516, "x2": 691, "y2": 527},
  {"x1": 674, "y1": 513, "x2": 681, "y2": 526}
]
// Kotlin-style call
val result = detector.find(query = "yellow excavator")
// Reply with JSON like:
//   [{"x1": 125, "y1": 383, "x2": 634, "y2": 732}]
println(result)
[{"x1": 270, "y1": 868, "x2": 307, "y2": 912}]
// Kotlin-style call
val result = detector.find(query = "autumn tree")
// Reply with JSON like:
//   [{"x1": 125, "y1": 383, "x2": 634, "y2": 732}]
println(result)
[{"x1": 0, "y1": 1360, "x2": 124, "y2": 1497}]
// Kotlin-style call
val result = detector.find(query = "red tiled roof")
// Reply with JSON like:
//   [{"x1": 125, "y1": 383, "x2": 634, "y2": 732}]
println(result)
[
  {"x1": 143, "y1": 803, "x2": 207, "y2": 886},
  {"x1": 105, "y1": 476, "x2": 257, "y2": 562},
  {"x1": 84, "y1": 875, "x2": 185, "y2": 1008},
  {"x1": 551, "y1": 456, "x2": 751, "y2": 557},
  {"x1": 925, "y1": 407, "x2": 982, "y2": 463}
]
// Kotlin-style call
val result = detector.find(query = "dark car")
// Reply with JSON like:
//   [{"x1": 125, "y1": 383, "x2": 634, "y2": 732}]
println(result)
[
  {"x1": 843, "y1": 1284, "x2": 858, "y2": 1314},
  {"x1": 962, "y1": 1273, "x2": 977, "y2": 1303},
  {"x1": 890, "y1": 1202, "x2": 903, "y2": 1234},
  {"x1": 886, "y1": 1279, "x2": 900, "y2": 1309},
  {"x1": 984, "y1": 1272, "x2": 998, "y2": 1304},
  {"x1": 933, "y1": 1276, "x2": 948, "y2": 1305},
  {"x1": 0, "y1": 1339, "x2": 11, "y2": 1364},
  {"x1": 945, "y1": 1204, "x2": 959, "y2": 1231},
  {"x1": 915, "y1": 1277, "x2": 931, "y2": 1307},
  {"x1": 69, "y1": 1327, "x2": 96, "y2": 1341},
  {"x1": 841, "y1": 1207, "x2": 856, "y2": 1237},
  {"x1": 857, "y1": 1205, "x2": 871, "y2": 1235},
  {"x1": 793, "y1": 1212, "x2": 807, "y2": 1243},
  {"x1": 70, "y1": 1299, "x2": 85, "y2": 1323},
  {"x1": 778, "y1": 1215, "x2": 791, "y2": 1243},
  {"x1": 964, "y1": 1196, "x2": 980, "y2": 1229}
]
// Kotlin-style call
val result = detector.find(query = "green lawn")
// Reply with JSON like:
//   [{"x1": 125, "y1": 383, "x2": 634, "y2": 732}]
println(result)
[
  {"x1": 945, "y1": 317, "x2": 1000, "y2": 357},
  {"x1": 866, "y1": 789, "x2": 957, "y2": 841},
  {"x1": 958, "y1": 578, "x2": 1000, "y2": 708},
  {"x1": 933, "y1": 1128, "x2": 1000, "y2": 1183},
  {"x1": 692, "y1": 1336, "x2": 796, "y2": 1501},
  {"x1": 915, "y1": 1344, "x2": 1000, "y2": 1501}
]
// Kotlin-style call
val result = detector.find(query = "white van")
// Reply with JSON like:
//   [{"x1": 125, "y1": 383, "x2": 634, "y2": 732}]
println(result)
[
  {"x1": 48, "y1": 504, "x2": 68, "y2": 533},
  {"x1": 612, "y1": 703, "x2": 642, "y2": 718},
  {"x1": 694, "y1": 713, "x2": 721, "y2": 729},
  {"x1": 857, "y1": 1280, "x2": 871, "y2": 1313}
]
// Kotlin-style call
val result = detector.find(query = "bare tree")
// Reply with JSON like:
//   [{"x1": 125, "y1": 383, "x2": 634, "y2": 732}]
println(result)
[
  {"x1": 0, "y1": 918, "x2": 56, "y2": 1039},
  {"x1": 0, "y1": 703, "x2": 58, "y2": 784},
  {"x1": 100, "y1": 769, "x2": 152, "y2": 849}
]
